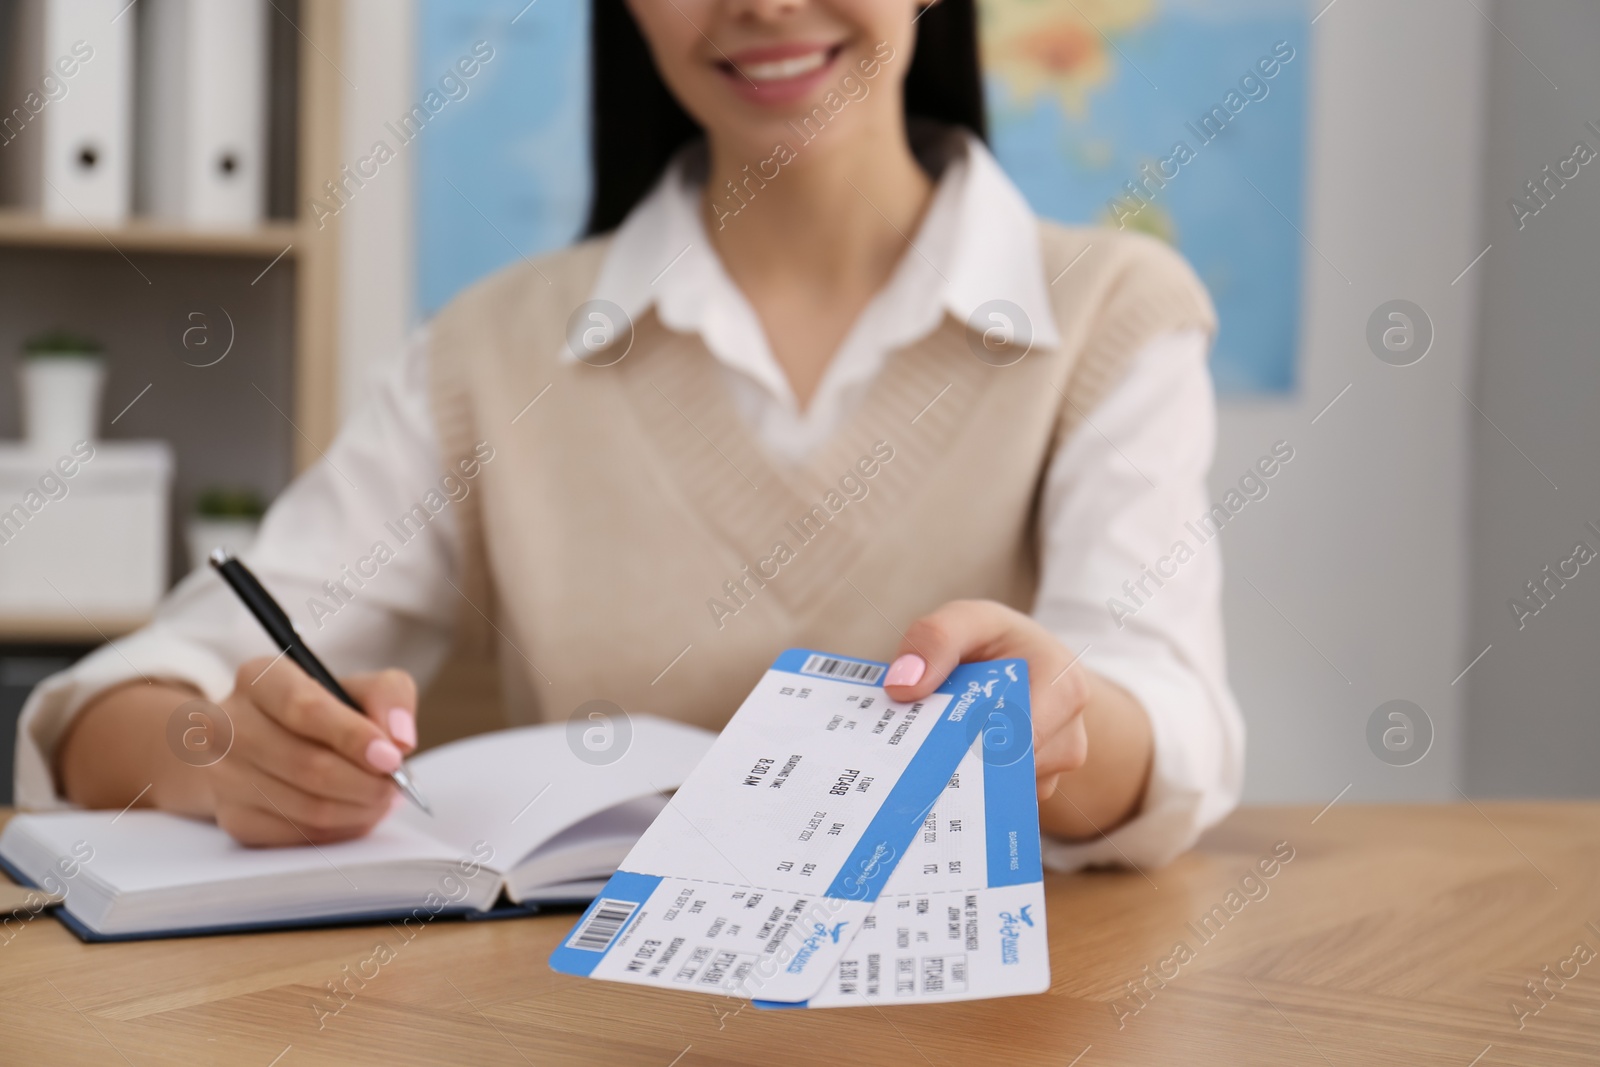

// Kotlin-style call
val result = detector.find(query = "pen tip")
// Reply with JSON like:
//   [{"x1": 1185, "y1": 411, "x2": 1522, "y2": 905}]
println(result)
[{"x1": 392, "y1": 766, "x2": 433, "y2": 816}]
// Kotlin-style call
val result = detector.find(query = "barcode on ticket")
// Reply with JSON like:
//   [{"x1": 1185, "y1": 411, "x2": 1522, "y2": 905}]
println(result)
[
  {"x1": 566, "y1": 899, "x2": 639, "y2": 952},
  {"x1": 799, "y1": 654, "x2": 885, "y2": 684}
]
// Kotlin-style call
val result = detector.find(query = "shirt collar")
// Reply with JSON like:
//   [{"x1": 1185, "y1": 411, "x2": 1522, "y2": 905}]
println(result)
[
  {"x1": 944, "y1": 133, "x2": 1063, "y2": 351},
  {"x1": 581, "y1": 129, "x2": 1061, "y2": 377}
]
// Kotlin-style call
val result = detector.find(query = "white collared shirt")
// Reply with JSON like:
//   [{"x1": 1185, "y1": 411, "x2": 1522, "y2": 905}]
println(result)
[
  {"x1": 14, "y1": 135, "x2": 1243, "y2": 872},
  {"x1": 589, "y1": 136, "x2": 1060, "y2": 463}
]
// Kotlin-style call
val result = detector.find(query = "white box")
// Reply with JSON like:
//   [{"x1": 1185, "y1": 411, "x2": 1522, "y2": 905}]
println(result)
[
  {"x1": 0, "y1": 442, "x2": 173, "y2": 619},
  {"x1": 0, "y1": 0, "x2": 135, "y2": 222},
  {"x1": 135, "y1": 0, "x2": 269, "y2": 227}
]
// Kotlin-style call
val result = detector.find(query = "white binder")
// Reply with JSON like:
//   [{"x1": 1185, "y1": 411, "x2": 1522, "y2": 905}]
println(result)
[
  {"x1": 135, "y1": 0, "x2": 268, "y2": 227},
  {"x1": 0, "y1": 0, "x2": 134, "y2": 223}
]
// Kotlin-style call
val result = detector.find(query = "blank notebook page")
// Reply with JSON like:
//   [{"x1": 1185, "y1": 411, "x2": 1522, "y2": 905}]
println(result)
[{"x1": 389, "y1": 718, "x2": 716, "y2": 868}]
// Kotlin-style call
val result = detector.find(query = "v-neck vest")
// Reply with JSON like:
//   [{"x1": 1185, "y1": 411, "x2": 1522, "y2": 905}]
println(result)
[{"x1": 428, "y1": 223, "x2": 1215, "y2": 732}]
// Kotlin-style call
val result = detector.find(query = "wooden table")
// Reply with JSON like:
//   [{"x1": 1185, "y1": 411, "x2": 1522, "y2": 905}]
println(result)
[{"x1": 2, "y1": 803, "x2": 1597, "y2": 1066}]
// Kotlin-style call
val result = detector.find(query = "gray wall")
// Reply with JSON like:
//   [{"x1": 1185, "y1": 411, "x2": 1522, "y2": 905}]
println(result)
[
  {"x1": 0, "y1": 248, "x2": 298, "y2": 580},
  {"x1": 1464, "y1": 0, "x2": 1600, "y2": 797},
  {"x1": 1214, "y1": 0, "x2": 1489, "y2": 803}
]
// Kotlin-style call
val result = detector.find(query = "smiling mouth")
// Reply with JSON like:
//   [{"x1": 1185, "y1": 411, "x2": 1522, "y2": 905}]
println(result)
[{"x1": 719, "y1": 43, "x2": 845, "y2": 86}]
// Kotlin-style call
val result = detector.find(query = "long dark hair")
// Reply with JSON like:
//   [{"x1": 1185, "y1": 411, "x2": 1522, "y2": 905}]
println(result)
[{"x1": 583, "y1": 0, "x2": 986, "y2": 236}]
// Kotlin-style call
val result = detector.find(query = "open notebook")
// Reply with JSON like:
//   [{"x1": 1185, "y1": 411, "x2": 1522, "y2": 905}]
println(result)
[{"x1": 0, "y1": 716, "x2": 714, "y2": 941}]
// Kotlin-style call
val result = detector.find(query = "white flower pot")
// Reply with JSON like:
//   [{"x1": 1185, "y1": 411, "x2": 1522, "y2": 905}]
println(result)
[
  {"x1": 186, "y1": 516, "x2": 262, "y2": 573},
  {"x1": 19, "y1": 358, "x2": 105, "y2": 454}
]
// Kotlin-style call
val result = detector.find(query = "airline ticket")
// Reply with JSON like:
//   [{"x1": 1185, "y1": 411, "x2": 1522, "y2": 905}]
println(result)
[
  {"x1": 548, "y1": 649, "x2": 1026, "y2": 1004},
  {"x1": 755, "y1": 731, "x2": 1050, "y2": 1008}
]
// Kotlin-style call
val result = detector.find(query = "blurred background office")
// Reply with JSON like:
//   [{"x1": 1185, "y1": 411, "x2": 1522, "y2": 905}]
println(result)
[{"x1": 0, "y1": 0, "x2": 1594, "y2": 809}]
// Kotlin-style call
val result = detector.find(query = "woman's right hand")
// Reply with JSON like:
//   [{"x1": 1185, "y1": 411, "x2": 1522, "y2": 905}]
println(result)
[
  {"x1": 203, "y1": 658, "x2": 419, "y2": 846},
  {"x1": 58, "y1": 661, "x2": 420, "y2": 847}
]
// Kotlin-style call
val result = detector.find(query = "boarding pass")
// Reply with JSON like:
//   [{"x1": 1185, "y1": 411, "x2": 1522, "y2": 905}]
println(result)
[
  {"x1": 548, "y1": 649, "x2": 1027, "y2": 1004},
  {"x1": 754, "y1": 728, "x2": 1050, "y2": 1007}
]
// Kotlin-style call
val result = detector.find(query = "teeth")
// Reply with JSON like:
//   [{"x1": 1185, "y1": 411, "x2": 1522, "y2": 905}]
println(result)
[{"x1": 741, "y1": 50, "x2": 828, "y2": 83}]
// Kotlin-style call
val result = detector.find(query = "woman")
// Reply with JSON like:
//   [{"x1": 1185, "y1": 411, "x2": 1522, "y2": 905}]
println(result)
[{"x1": 23, "y1": 0, "x2": 1242, "y2": 870}]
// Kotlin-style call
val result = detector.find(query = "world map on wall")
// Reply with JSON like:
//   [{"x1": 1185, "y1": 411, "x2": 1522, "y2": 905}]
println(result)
[{"x1": 417, "y1": 0, "x2": 1309, "y2": 394}]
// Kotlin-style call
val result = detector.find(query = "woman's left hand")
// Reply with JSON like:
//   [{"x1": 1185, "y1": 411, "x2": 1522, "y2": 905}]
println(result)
[{"x1": 882, "y1": 599, "x2": 1093, "y2": 802}]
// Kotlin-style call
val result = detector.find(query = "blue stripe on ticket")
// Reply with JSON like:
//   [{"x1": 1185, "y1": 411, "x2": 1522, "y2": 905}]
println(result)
[
  {"x1": 823, "y1": 658, "x2": 1028, "y2": 902},
  {"x1": 548, "y1": 870, "x2": 662, "y2": 976},
  {"x1": 772, "y1": 649, "x2": 887, "y2": 686},
  {"x1": 980, "y1": 667, "x2": 1043, "y2": 889}
]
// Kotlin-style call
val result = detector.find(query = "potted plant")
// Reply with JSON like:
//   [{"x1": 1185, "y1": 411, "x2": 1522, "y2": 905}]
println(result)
[
  {"x1": 186, "y1": 487, "x2": 266, "y2": 572},
  {"x1": 19, "y1": 331, "x2": 105, "y2": 454}
]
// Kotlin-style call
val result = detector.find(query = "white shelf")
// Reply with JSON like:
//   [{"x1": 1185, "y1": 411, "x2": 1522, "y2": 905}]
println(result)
[{"x1": 0, "y1": 210, "x2": 300, "y2": 257}]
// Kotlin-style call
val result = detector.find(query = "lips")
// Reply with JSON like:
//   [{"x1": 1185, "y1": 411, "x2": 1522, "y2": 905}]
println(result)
[
  {"x1": 716, "y1": 41, "x2": 846, "y2": 107},
  {"x1": 739, "y1": 48, "x2": 832, "y2": 82}
]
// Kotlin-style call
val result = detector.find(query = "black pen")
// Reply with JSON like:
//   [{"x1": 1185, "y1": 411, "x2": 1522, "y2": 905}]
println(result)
[{"x1": 208, "y1": 548, "x2": 433, "y2": 815}]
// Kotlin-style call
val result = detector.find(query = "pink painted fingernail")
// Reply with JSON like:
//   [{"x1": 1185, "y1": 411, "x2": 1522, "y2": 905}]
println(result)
[
  {"x1": 365, "y1": 737, "x2": 403, "y2": 774},
  {"x1": 884, "y1": 654, "x2": 926, "y2": 688},
  {"x1": 387, "y1": 707, "x2": 417, "y2": 749}
]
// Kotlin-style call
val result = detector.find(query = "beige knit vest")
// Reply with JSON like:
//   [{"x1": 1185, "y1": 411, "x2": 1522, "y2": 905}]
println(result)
[{"x1": 427, "y1": 223, "x2": 1215, "y2": 734}]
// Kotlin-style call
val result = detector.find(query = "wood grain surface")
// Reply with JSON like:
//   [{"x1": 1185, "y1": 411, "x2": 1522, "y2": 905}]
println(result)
[{"x1": 2, "y1": 803, "x2": 1596, "y2": 1066}]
